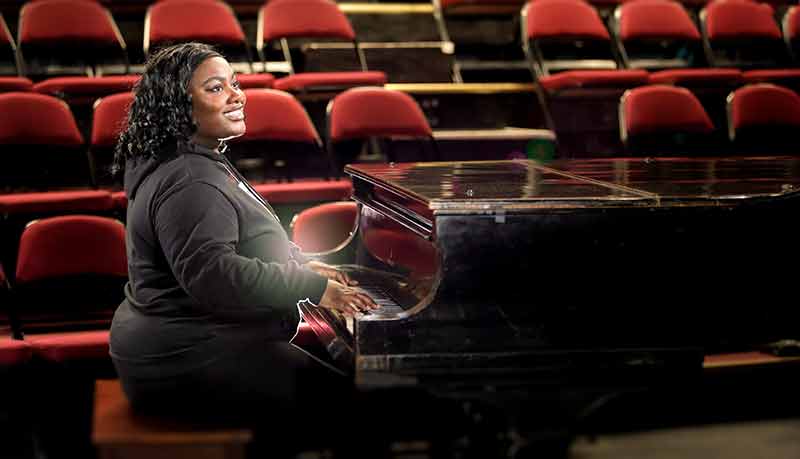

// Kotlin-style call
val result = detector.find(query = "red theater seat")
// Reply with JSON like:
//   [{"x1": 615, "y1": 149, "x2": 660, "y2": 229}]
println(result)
[
  {"x1": 291, "y1": 201, "x2": 358, "y2": 253},
  {"x1": 620, "y1": 84, "x2": 718, "y2": 155},
  {"x1": 701, "y1": 0, "x2": 790, "y2": 69},
  {"x1": 259, "y1": 0, "x2": 388, "y2": 92},
  {"x1": 0, "y1": 92, "x2": 89, "y2": 189},
  {"x1": 0, "y1": 338, "x2": 32, "y2": 368},
  {"x1": 538, "y1": 69, "x2": 649, "y2": 92},
  {"x1": 17, "y1": 0, "x2": 129, "y2": 77},
  {"x1": 727, "y1": 83, "x2": 800, "y2": 154},
  {"x1": 0, "y1": 190, "x2": 113, "y2": 215},
  {"x1": 229, "y1": 88, "x2": 327, "y2": 180},
  {"x1": 327, "y1": 87, "x2": 436, "y2": 168},
  {"x1": 89, "y1": 92, "x2": 133, "y2": 186},
  {"x1": 12, "y1": 215, "x2": 126, "y2": 366}
]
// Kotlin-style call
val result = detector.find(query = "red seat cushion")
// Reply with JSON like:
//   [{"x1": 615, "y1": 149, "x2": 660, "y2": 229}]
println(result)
[
  {"x1": 111, "y1": 191, "x2": 127, "y2": 210},
  {"x1": 33, "y1": 75, "x2": 140, "y2": 97},
  {"x1": 704, "y1": 1, "x2": 780, "y2": 41},
  {"x1": 329, "y1": 87, "x2": 431, "y2": 141},
  {"x1": 91, "y1": 92, "x2": 134, "y2": 148},
  {"x1": 648, "y1": 68, "x2": 743, "y2": 86},
  {"x1": 618, "y1": 0, "x2": 701, "y2": 41},
  {"x1": 525, "y1": 0, "x2": 611, "y2": 41},
  {"x1": 237, "y1": 89, "x2": 320, "y2": 143},
  {"x1": 237, "y1": 73, "x2": 275, "y2": 89},
  {"x1": 19, "y1": 0, "x2": 121, "y2": 46},
  {"x1": 730, "y1": 84, "x2": 800, "y2": 130},
  {"x1": 539, "y1": 70, "x2": 649, "y2": 92},
  {"x1": 0, "y1": 77, "x2": 34, "y2": 92},
  {"x1": 0, "y1": 338, "x2": 32, "y2": 367},
  {"x1": 260, "y1": 0, "x2": 356, "y2": 42},
  {"x1": 147, "y1": 0, "x2": 246, "y2": 48},
  {"x1": 0, "y1": 190, "x2": 113, "y2": 214},
  {"x1": 742, "y1": 69, "x2": 800, "y2": 84},
  {"x1": 27, "y1": 330, "x2": 109, "y2": 363},
  {"x1": 274, "y1": 71, "x2": 387, "y2": 92},
  {"x1": 252, "y1": 179, "x2": 352, "y2": 204},
  {"x1": 0, "y1": 92, "x2": 84, "y2": 145}
]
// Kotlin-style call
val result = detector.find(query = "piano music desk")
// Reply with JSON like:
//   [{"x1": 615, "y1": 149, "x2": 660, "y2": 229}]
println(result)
[{"x1": 92, "y1": 379, "x2": 252, "y2": 459}]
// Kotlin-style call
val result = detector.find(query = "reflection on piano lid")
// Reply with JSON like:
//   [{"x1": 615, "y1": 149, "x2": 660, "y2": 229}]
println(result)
[{"x1": 301, "y1": 158, "x2": 800, "y2": 385}]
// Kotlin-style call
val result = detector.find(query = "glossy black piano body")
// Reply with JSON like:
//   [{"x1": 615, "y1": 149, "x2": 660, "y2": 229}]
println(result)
[{"x1": 300, "y1": 157, "x2": 800, "y2": 382}]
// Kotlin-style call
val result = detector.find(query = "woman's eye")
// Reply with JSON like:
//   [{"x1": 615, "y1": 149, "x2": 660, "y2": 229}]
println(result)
[
  {"x1": 232, "y1": 80, "x2": 241, "y2": 90},
  {"x1": 208, "y1": 85, "x2": 223, "y2": 93}
]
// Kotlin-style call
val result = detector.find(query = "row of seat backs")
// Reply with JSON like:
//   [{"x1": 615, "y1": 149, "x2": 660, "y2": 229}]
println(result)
[
  {"x1": 0, "y1": 86, "x2": 433, "y2": 188},
  {"x1": 0, "y1": 0, "x2": 386, "y2": 80},
  {"x1": 620, "y1": 82, "x2": 800, "y2": 153}
]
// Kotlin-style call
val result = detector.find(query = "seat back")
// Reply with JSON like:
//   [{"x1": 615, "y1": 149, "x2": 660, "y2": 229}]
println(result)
[
  {"x1": 727, "y1": 83, "x2": 800, "y2": 154},
  {"x1": 258, "y1": 0, "x2": 365, "y2": 74},
  {"x1": 228, "y1": 89, "x2": 327, "y2": 180},
  {"x1": 327, "y1": 87, "x2": 435, "y2": 172},
  {"x1": 522, "y1": 0, "x2": 618, "y2": 77},
  {"x1": 90, "y1": 92, "x2": 132, "y2": 186},
  {"x1": 701, "y1": 0, "x2": 788, "y2": 69},
  {"x1": 620, "y1": 84, "x2": 719, "y2": 155},
  {"x1": 13, "y1": 215, "x2": 127, "y2": 333},
  {"x1": 782, "y1": 6, "x2": 800, "y2": 62},
  {"x1": 614, "y1": 0, "x2": 705, "y2": 70},
  {"x1": 0, "y1": 92, "x2": 87, "y2": 190},
  {"x1": 145, "y1": 0, "x2": 250, "y2": 64},
  {"x1": 291, "y1": 201, "x2": 358, "y2": 254},
  {"x1": 18, "y1": 0, "x2": 127, "y2": 77}
]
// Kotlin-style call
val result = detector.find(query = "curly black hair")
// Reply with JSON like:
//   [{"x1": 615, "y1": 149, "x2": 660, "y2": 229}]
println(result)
[{"x1": 112, "y1": 42, "x2": 222, "y2": 175}]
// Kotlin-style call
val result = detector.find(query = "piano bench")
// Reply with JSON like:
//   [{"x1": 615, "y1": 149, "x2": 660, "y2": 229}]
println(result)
[{"x1": 92, "y1": 379, "x2": 253, "y2": 459}]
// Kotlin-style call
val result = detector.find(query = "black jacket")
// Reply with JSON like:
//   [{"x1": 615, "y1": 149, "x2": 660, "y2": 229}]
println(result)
[{"x1": 110, "y1": 141, "x2": 328, "y2": 379}]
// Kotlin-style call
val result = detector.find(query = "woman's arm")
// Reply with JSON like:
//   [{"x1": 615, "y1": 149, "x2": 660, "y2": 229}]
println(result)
[{"x1": 154, "y1": 182, "x2": 328, "y2": 313}]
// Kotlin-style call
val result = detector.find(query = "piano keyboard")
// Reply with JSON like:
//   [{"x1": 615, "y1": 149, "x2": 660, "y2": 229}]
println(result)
[{"x1": 357, "y1": 284, "x2": 406, "y2": 316}]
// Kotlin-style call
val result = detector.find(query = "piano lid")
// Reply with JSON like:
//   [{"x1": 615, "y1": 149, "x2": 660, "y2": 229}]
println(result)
[{"x1": 345, "y1": 157, "x2": 800, "y2": 215}]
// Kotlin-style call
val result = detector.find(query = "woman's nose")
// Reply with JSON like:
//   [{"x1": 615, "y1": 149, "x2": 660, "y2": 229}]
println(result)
[{"x1": 229, "y1": 85, "x2": 245, "y2": 104}]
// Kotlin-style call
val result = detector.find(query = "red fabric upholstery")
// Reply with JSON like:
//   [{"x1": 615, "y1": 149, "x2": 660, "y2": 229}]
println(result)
[
  {"x1": 0, "y1": 190, "x2": 113, "y2": 214},
  {"x1": 329, "y1": 87, "x2": 431, "y2": 142},
  {"x1": 704, "y1": 1, "x2": 780, "y2": 41},
  {"x1": 273, "y1": 71, "x2": 388, "y2": 92},
  {"x1": 0, "y1": 338, "x2": 32, "y2": 367},
  {"x1": 111, "y1": 191, "x2": 127, "y2": 210},
  {"x1": 622, "y1": 85, "x2": 714, "y2": 138},
  {"x1": 260, "y1": 0, "x2": 355, "y2": 42},
  {"x1": 253, "y1": 179, "x2": 353, "y2": 204},
  {"x1": 618, "y1": 0, "x2": 700, "y2": 40},
  {"x1": 539, "y1": 69, "x2": 649, "y2": 92},
  {"x1": 525, "y1": 0, "x2": 610, "y2": 40},
  {"x1": 0, "y1": 261, "x2": 6, "y2": 284},
  {"x1": 0, "y1": 13, "x2": 12, "y2": 45},
  {"x1": 363, "y1": 226, "x2": 438, "y2": 277},
  {"x1": 0, "y1": 93, "x2": 83, "y2": 145},
  {"x1": 439, "y1": 0, "x2": 526, "y2": 10},
  {"x1": 19, "y1": 0, "x2": 121, "y2": 45},
  {"x1": 147, "y1": 0, "x2": 246, "y2": 50},
  {"x1": 785, "y1": 6, "x2": 800, "y2": 41},
  {"x1": 0, "y1": 77, "x2": 33, "y2": 92},
  {"x1": 730, "y1": 84, "x2": 800, "y2": 130},
  {"x1": 743, "y1": 69, "x2": 800, "y2": 84},
  {"x1": 16, "y1": 215, "x2": 127, "y2": 283},
  {"x1": 91, "y1": 92, "x2": 133, "y2": 147},
  {"x1": 648, "y1": 68, "x2": 743, "y2": 85},
  {"x1": 236, "y1": 73, "x2": 275, "y2": 89},
  {"x1": 236, "y1": 89, "x2": 319, "y2": 143},
  {"x1": 27, "y1": 330, "x2": 109, "y2": 363},
  {"x1": 33, "y1": 75, "x2": 139, "y2": 97},
  {"x1": 292, "y1": 201, "x2": 357, "y2": 253},
  {"x1": 291, "y1": 322, "x2": 319, "y2": 348}
]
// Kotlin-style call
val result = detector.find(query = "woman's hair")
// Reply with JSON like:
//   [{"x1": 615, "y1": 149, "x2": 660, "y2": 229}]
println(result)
[{"x1": 112, "y1": 42, "x2": 222, "y2": 175}]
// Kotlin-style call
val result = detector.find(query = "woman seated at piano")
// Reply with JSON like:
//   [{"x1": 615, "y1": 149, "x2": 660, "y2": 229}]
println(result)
[{"x1": 108, "y1": 42, "x2": 378, "y2": 434}]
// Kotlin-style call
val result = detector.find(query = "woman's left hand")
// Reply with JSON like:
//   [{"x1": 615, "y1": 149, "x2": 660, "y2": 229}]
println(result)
[{"x1": 305, "y1": 260, "x2": 358, "y2": 287}]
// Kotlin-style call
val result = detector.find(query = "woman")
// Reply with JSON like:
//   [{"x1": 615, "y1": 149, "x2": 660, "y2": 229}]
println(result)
[{"x1": 109, "y1": 42, "x2": 378, "y2": 422}]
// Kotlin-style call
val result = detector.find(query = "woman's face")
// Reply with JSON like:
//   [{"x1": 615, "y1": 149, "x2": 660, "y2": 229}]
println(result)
[{"x1": 189, "y1": 56, "x2": 246, "y2": 149}]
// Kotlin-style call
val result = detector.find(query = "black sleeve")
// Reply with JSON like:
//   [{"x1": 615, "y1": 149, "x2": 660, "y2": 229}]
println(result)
[{"x1": 154, "y1": 182, "x2": 328, "y2": 314}]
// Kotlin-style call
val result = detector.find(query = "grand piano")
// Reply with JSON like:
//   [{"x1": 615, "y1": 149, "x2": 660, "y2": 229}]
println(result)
[{"x1": 299, "y1": 157, "x2": 800, "y2": 388}]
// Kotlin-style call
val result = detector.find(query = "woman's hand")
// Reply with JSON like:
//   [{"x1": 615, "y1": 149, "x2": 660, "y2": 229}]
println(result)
[
  {"x1": 306, "y1": 260, "x2": 358, "y2": 286},
  {"x1": 318, "y1": 280, "x2": 379, "y2": 316}
]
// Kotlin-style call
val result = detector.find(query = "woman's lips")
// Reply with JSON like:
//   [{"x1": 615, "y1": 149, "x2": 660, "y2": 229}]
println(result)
[{"x1": 223, "y1": 108, "x2": 245, "y2": 121}]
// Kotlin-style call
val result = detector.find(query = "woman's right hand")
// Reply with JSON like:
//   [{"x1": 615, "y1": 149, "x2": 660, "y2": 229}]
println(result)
[{"x1": 318, "y1": 280, "x2": 379, "y2": 316}]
